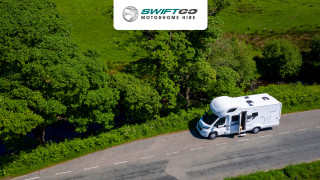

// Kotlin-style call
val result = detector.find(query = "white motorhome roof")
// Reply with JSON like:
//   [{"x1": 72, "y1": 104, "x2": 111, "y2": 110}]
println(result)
[{"x1": 210, "y1": 93, "x2": 281, "y2": 114}]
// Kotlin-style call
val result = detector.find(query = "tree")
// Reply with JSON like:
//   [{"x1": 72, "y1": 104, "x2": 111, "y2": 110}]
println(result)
[
  {"x1": 187, "y1": 61, "x2": 217, "y2": 102},
  {"x1": 208, "y1": 66, "x2": 243, "y2": 98},
  {"x1": 207, "y1": 38, "x2": 257, "y2": 86},
  {"x1": 208, "y1": 0, "x2": 233, "y2": 16},
  {"x1": 310, "y1": 36, "x2": 320, "y2": 62},
  {"x1": 116, "y1": 0, "x2": 231, "y2": 109},
  {"x1": 122, "y1": 30, "x2": 219, "y2": 110},
  {"x1": 261, "y1": 39, "x2": 302, "y2": 79},
  {"x1": 123, "y1": 31, "x2": 189, "y2": 109},
  {"x1": 0, "y1": 0, "x2": 119, "y2": 144},
  {"x1": 111, "y1": 73, "x2": 162, "y2": 123},
  {"x1": 0, "y1": 97, "x2": 44, "y2": 146},
  {"x1": 302, "y1": 36, "x2": 320, "y2": 83}
]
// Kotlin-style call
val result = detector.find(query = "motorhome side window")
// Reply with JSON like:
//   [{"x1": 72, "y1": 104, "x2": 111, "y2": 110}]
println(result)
[
  {"x1": 252, "y1": 112, "x2": 258, "y2": 118},
  {"x1": 231, "y1": 115, "x2": 239, "y2": 124},
  {"x1": 227, "y1": 108, "x2": 237, "y2": 113},
  {"x1": 215, "y1": 117, "x2": 226, "y2": 127}
]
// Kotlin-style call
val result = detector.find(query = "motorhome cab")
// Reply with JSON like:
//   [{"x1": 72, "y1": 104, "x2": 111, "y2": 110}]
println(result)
[{"x1": 196, "y1": 93, "x2": 282, "y2": 139}]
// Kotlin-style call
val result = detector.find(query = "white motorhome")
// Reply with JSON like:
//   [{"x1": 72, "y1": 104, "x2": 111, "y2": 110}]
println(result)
[{"x1": 196, "y1": 93, "x2": 282, "y2": 139}]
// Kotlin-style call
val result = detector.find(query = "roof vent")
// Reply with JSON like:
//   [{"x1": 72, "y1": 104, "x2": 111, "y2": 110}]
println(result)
[
  {"x1": 246, "y1": 100, "x2": 254, "y2": 104},
  {"x1": 244, "y1": 96, "x2": 249, "y2": 99},
  {"x1": 262, "y1": 97, "x2": 270, "y2": 100}
]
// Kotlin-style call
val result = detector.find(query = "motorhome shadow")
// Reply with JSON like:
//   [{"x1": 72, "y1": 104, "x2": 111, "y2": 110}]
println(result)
[{"x1": 197, "y1": 93, "x2": 282, "y2": 140}]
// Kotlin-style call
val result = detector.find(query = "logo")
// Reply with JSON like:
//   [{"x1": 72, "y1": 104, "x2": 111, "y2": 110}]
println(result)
[
  {"x1": 123, "y1": 6, "x2": 138, "y2": 22},
  {"x1": 114, "y1": 0, "x2": 207, "y2": 30}
]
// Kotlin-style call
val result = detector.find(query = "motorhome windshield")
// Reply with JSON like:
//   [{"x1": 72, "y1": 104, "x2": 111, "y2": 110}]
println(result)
[{"x1": 202, "y1": 109, "x2": 219, "y2": 125}]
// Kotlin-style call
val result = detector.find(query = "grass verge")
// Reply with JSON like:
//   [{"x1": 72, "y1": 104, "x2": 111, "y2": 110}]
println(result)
[{"x1": 225, "y1": 160, "x2": 320, "y2": 180}]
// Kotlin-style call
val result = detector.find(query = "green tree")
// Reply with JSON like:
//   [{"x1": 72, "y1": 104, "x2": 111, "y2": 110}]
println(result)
[
  {"x1": 122, "y1": 31, "x2": 219, "y2": 109},
  {"x1": 208, "y1": 0, "x2": 233, "y2": 16},
  {"x1": 261, "y1": 39, "x2": 302, "y2": 79},
  {"x1": 0, "y1": 97, "x2": 44, "y2": 145},
  {"x1": 208, "y1": 66, "x2": 243, "y2": 98},
  {"x1": 310, "y1": 36, "x2": 320, "y2": 62},
  {"x1": 0, "y1": 0, "x2": 118, "y2": 144},
  {"x1": 111, "y1": 73, "x2": 162, "y2": 123},
  {"x1": 117, "y1": 0, "x2": 230, "y2": 109},
  {"x1": 207, "y1": 38, "x2": 257, "y2": 86}
]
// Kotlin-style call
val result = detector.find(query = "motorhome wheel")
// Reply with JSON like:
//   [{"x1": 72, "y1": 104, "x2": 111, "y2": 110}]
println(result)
[
  {"x1": 253, "y1": 127, "x2": 260, "y2": 134},
  {"x1": 209, "y1": 132, "x2": 218, "y2": 140}
]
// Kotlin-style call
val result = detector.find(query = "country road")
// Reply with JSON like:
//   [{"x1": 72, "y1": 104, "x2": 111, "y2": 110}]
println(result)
[{"x1": 16, "y1": 110, "x2": 320, "y2": 180}]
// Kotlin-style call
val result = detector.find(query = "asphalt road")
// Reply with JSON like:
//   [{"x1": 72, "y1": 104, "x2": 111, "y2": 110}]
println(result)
[{"x1": 15, "y1": 110, "x2": 320, "y2": 180}]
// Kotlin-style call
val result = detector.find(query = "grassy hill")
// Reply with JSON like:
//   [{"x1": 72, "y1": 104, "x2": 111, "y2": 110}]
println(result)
[
  {"x1": 220, "y1": 0, "x2": 320, "y2": 51},
  {"x1": 53, "y1": 0, "x2": 134, "y2": 64},
  {"x1": 52, "y1": 0, "x2": 320, "y2": 64},
  {"x1": 220, "y1": 0, "x2": 320, "y2": 34}
]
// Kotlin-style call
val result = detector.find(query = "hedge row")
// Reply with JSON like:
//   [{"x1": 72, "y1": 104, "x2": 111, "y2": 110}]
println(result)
[{"x1": 1, "y1": 83, "x2": 319, "y2": 178}]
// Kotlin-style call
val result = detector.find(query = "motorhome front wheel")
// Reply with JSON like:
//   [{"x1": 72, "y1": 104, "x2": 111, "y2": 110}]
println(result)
[{"x1": 209, "y1": 132, "x2": 217, "y2": 140}]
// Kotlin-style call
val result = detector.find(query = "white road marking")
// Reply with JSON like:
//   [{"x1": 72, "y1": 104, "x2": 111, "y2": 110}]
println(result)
[
  {"x1": 140, "y1": 156, "x2": 155, "y2": 160},
  {"x1": 297, "y1": 128, "x2": 307, "y2": 131},
  {"x1": 279, "y1": 131, "x2": 290, "y2": 134},
  {"x1": 25, "y1": 177, "x2": 40, "y2": 180},
  {"x1": 166, "y1": 151, "x2": 179, "y2": 155},
  {"x1": 238, "y1": 139, "x2": 249, "y2": 142},
  {"x1": 190, "y1": 147, "x2": 203, "y2": 151},
  {"x1": 56, "y1": 171, "x2": 71, "y2": 175},
  {"x1": 316, "y1": 126, "x2": 320, "y2": 128},
  {"x1": 113, "y1": 161, "x2": 129, "y2": 165},
  {"x1": 84, "y1": 166, "x2": 100, "y2": 170},
  {"x1": 209, "y1": 142, "x2": 227, "y2": 148},
  {"x1": 260, "y1": 134, "x2": 273, "y2": 138}
]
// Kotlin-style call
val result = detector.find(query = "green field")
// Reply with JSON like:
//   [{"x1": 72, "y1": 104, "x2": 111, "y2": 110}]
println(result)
[
  {"x1": 52, "y1": 0, "x2": 320, "y2": 63},
  {"x1": 220, "y1": 0, "x2": 320, "y2": 51},
  {"x1": 53, "y1": 0, "x2": 134, "y2": 63},
  {"x1": 220, "y1": 0, "x2": 320, "y2": 34}
]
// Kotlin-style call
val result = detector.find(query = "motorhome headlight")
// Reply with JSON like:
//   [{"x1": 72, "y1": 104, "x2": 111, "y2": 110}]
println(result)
[{"x1": 202, "y1": 126, "x2": 210, "y2": 129}]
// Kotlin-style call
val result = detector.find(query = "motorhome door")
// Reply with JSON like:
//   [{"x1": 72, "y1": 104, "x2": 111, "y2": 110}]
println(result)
[
  {"x1": 239, "y1": 111, "x2": 247, "y2": 132},
  {"x1": 214, "y1": 117, "x2": 227, "y2": 135},
  {"x1": 230, "y1": 115, "x2": 240, "y2": 134}
]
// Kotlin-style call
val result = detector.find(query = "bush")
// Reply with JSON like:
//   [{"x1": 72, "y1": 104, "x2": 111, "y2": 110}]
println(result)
[{"x1": 261, "y1": 39, "x2": 302, "y2": 79}]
